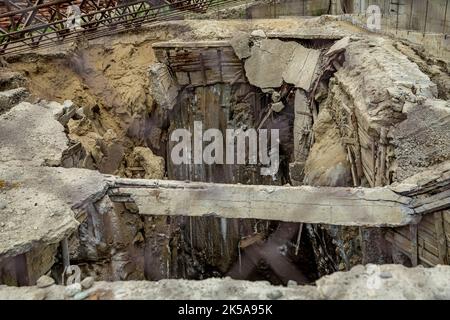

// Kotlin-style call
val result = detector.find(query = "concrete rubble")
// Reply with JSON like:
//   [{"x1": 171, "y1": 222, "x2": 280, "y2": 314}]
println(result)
[
  {"x1": 0, "y1": 101, "x2": 108, "y2": 259},
  {"x1": 241, "y1": 38, "x2": 320, "y2": 90},
  {"x1": 0, "y1": 264, "x2": 448, "y2": 300}
]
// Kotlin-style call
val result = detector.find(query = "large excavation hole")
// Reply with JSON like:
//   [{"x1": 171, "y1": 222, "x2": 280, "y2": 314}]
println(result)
[{"x1": 3, "y1": 34, "x2": 361, "y2": 287}]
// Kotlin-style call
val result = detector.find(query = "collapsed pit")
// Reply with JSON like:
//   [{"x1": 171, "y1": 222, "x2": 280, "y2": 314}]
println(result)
[{"x1": 1, "y1": 24, "x2": 449, "y2": 288}]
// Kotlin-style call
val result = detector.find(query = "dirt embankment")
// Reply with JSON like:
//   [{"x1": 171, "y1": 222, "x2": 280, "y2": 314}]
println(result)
[{"x1": 9, "y1": 41, "x2": 165, "y2": 179}]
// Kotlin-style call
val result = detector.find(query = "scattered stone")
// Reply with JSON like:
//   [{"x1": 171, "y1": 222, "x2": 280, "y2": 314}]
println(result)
[
  {"x1": 36, "y1": 275, "x2": 55, "y2": 288},
  {"x1": 266, "y1": 290, "x2": 283, "y2": 300},
  {"x1": 64, "y1": 283, "x2": 82, "y2": 297},
  {"x1": 0, "y1": 201, "x2": 6, "y2": 210},
  {"x1": 271, "y1": 101, "x2": 285, "y2": 113},
  {"x1": 75, "y1": 107, "x2": 85, "y2": 119},
  {"x1": 379, "y1": 271, "x2": 392, "y2": 279},
  {"x1": 287, "y1": 280, "x2": 298, "y2": 287},
  {"x1": 81, "y1": 277, "x2": 95, "y2": 290},
  {"x1": 250, "y1": 29, "x2": 266, "y2": 39},
  {"x1": 73, "y1": 291, "x2": 90, "y2": 300},
  {"x1": 58, "y1": 100, "x2": 77, "y2": 126}
]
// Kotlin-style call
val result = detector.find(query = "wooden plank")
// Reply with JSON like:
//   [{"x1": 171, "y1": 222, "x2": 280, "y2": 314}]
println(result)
[
  {"x1": 419, "y1": 246, "x2": 441, "y2": 266},
  {"x1": 410, "y1": 224, "x2": 418, "y2": 266},
  {"x1": 434, "y1": 211, "x2": 449, "y2": 264},
  {"x1": 386, "y1": 230, "x2": 413, "y2": 255},
  {"x1": 418, "y1": 236, "x2": 440, "y2": 257}
]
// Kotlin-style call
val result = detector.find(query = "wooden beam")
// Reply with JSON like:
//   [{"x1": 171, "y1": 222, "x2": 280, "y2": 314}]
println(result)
[{"x1": 107, "y1": 178, "x2": 419, "y2": 227}]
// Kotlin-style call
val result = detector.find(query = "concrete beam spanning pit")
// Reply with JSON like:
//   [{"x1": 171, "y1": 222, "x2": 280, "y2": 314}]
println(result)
[{"x1": 108, "y1": 178, "x2": 418, "y2": 227}]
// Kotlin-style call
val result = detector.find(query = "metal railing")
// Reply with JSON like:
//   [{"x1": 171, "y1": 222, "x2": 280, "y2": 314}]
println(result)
[{"x1": 0, "y1": 0, "x2": 243, "y2": 55}]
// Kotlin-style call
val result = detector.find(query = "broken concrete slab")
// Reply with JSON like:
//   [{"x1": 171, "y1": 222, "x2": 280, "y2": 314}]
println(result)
[
  {"x1": 108, "y1": 178, "x2": 418, "y2": 227},
  {"x1": 244, "y1": 39, "x2": 298, "y2": 88},
  {"x1": 325, "y1": 36, "x2": 350, "y2": 57},
  {"x1": 229, "y1": 31, "x2": 252, "y2": 59},
  {"x1": 0, "y1": 102, "x2": 68, "y2": 167},
  {"x1": 0, "y1": 88, "x2": 29, "y2": 114},
  {"x1": 391, "y1": 161, "x2": 450, "y2": 196},
  {"x1": 0, "y1": 101, "x2": 109, "y2": 259},
  {"x1": 0, "y1": 164, "x2": 108, "y2": 258},
  {"x1": 282, "y1": 46, "x2": 321, "y2": 91},
  {"x1": 148, "y1": 63, "x2": 179, "y2": 110},
  {"x1": 243, "y1": 38, "x2": 321, "y2": 90}
]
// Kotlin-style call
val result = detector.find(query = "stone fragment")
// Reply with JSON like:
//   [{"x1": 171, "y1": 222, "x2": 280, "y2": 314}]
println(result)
[
  {"x1": 287, "y1": 280, "x2": 298, "y2": 287},
  {"x1": 57, "y1": 100, "x2": 77, "y2": 126},
  {"x1": 325, "y1": 36, "x2": 350, "y2": 57},
  {"x1": 74, "y1": 291, "x2": 90, "y2": 300},
  {"x1": 266, "y1": 290, "x2": 283, "y2": 300},
  {"x1": 271, "y1": 101, "x2": 285, "y2": 113},
  {"x1": 379, "y1": 272, "x2": 392, "y2": 279},
  {"x1": 81, "y1": 277, "x2": 95, "y2": 290},
  {"x1": 250, "y1": 29, "x2": 266, "y2": 39},
  {"x1": 271, "y1": 91, "x2": 281, "y2": 103},
  {"x1": 229, "y1": 32, "x2": 251, "y2": 59},
  {"x1": 64, "y1": 283, "x2": 82, "y2": 297},
  {"x1": 36, "y1": 275, "x2": 55, "y2": 288}
]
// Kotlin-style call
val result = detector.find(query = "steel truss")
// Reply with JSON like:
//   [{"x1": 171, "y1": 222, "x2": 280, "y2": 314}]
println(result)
[{"x1": 0, "y1": 0, "x2": 241, "y2": 55}]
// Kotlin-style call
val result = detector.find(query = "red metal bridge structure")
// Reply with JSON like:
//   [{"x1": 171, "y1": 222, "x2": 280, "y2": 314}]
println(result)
[{"x1": 0, "y1": 0, "x2": 242, "y2": 55}]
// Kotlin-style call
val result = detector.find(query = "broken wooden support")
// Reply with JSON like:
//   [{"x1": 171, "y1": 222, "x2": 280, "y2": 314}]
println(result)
[{"x1": 107, "y1": 178, "x2": 418, "y2": 227}]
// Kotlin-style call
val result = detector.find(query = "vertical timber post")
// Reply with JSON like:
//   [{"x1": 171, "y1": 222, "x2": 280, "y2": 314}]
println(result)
[
  {"x1": 423, "y1": 0, "x2": 429, "y2": 35},
  {"x1": 61, "y1": 237, "x2": 70, "y2": 268},
  {"x1": 409, "y1": 0, "x2": 414, "y2": 30},
  {"x1": 444, "y1": 0, "x2": 449, "y2": 34},
  {"x1": 410, "y1": 224, "x2": 418, "y2": 267}
]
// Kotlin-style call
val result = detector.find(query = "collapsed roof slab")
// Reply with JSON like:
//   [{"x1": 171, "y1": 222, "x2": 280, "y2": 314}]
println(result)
[{"x1": 108, "y1": 178, "x2": 418, "y2": 227}]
